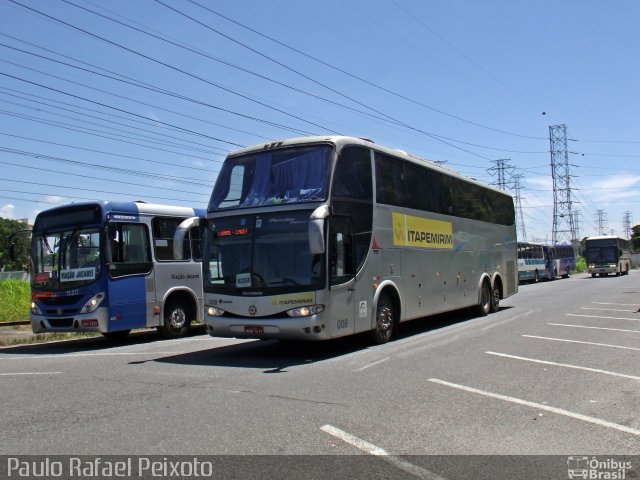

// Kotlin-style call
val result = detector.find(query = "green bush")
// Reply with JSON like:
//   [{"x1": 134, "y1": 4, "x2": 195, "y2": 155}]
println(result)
[
  {"x1": 574, "y1": 256, "x2": 587, "y2": 273},
  {"x1": 0, "y1": 279, "x2": 30, "y2": 323}
]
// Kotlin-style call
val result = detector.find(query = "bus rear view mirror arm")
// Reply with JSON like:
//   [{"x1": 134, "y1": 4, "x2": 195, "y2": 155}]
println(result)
[
  {"x1": 309, "y1": 205, "x2": 331, "y2": 255},
  {"x1": 174, "y1": 216, "x2": 201, "y2": 260}
]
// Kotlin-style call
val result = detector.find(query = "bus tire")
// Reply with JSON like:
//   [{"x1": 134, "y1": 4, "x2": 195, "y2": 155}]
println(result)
[
  {"x1": 476, "y1": 281, "x2": 491, "y2": 317},
  {"x1": 371, "y1": 294, "x2": 394, "y2": 345},
  {"x1": 102, "y1": 330, "x2": 130, "y2": 341},
  {"x1": 489, "y1": 282, "x2": 501, "y2": 313},
  {"x1": 159, "y1": 302, "x2": 191, "y2": 338}
]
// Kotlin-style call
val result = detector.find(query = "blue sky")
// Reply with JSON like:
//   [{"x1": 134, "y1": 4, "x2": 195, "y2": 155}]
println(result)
[{"x1": 1, "y1": 0, "x2": 639, "y2": 242}]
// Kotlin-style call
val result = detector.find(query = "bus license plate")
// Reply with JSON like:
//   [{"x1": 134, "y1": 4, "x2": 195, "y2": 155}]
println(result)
[{"x1": 245, "y1": 326, "x2": 264, "y2": 334}]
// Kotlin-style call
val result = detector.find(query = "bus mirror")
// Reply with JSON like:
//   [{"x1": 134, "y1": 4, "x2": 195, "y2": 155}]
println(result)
[
  {"x1": 309, "y1": 205, "x2": 330, "y2": 255},
  {"x1": 108, "y1": 222, "x2": 117, "y2": 240},
  {"x1": 174, "y1": 217, "x2": 201, "y2": 260},
  {"x1": 8, "y1": 244, "x2": 15, "y2": 261}
]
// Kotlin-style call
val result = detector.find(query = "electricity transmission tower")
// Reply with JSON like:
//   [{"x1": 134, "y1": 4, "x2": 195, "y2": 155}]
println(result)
[
  {"x1": 487, "y1": 159, "x2": 514, "y2": 191},
  {"x1": 622, "y1": 211, "x2": 632, "y2": 239},
  {"x1": 595, "y1": 209, "x2": 607, "y2": 235},
  {"x1": 549, "y1": 125, "x2": 576, "y2": 244},
  {"x1": 513, "y1": 174, "x2": 527, "y2": 241}
]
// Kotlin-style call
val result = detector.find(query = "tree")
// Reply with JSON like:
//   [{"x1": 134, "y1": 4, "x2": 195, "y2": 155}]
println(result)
[
  {"x1": 0, "y1": 218, "x2": 31, "y2": 271},
  {"x1": 632, "y1": 225, "x2": 640, "y2": 252}
]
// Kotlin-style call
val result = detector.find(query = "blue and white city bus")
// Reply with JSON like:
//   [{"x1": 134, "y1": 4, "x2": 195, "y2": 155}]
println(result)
[
  {"x1": 29, "y1": 201, "x2": 205, "y2": 339},
  {"x1": 178, "y1": 136, "x2": 518, "y2": 344}
]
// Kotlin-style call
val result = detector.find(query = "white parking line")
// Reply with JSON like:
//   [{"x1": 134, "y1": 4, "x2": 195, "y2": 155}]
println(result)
[
  {"x1": 321, "y1": 425, "x2": 447, "y2": 480},
  {"x1": 353, "y1": 357, "x2": 390, "y2": 372},
  {"x1": 581, "y1": 307, "x2": 636, "y2": 313},
  {"x1": 0, "y1": 351, "x2": 187, "y2": 361},
  {"x1": 523, "y1": 335, "x2": 640, "y2": 352},
  {"x1": 549, "y1": 323, "x2": 640, "y2": 335},
  {"x1": 566, "y1": 314, "x2": 640, "y2": 322},
  {"x1": 0, "y1": 372, "x2": 63, "y2": 376},
  {"x1": 592, "y1": 302, "x2": 638, "y2": 307},
  {"x1": 486, "y1": 351, "x2": 640, "y2": 381},
  {"x1": 428, "y1": 378, "x2": 640, "y2": 437}
]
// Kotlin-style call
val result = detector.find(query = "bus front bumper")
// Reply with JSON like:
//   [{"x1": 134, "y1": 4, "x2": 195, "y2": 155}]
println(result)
[
  {"x1": 203, "y1": 315, "x2": 333, "y2": 341},
  {"x1": 30, "y1": 307, "x2": 109, "y2": 334}
]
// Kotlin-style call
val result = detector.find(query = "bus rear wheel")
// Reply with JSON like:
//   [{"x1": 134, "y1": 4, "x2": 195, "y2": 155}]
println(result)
[
  {"x1": 371, "y1": 294, "x2": 394, "y2": 345},
  {"x1": 159, "y1": 303, "x2": 191, "y2": 338}
]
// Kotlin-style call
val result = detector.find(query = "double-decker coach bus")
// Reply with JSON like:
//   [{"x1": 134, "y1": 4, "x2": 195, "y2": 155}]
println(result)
[
  {"x1": 180, "y1": 136, "x2": 517, "y2": 344},
  {"x1": 29, "y1": 201, "x2": 205, "y2": 339},
  {"x1": 585, "y1": 236, "x2": 631, "y2": 277}
]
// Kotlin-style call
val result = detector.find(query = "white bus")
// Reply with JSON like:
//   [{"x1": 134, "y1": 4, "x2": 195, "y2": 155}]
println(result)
[
  {"x1": 517, "y1": 242, "x2": 545, "y2": 283},
  {"x1": 30, "y1": 201, "x2": 205, "y2": 339},
  {"x1": 183, "y1": 136, "x2": 517, "y2": 344},
  {"x1": 585, "y1": 236, "x2": 631, "y2": 277}
]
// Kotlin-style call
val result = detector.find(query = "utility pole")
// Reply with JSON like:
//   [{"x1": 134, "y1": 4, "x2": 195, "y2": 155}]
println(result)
[
  {"x1": 512, "y1": 174, "x2": 527, "y2": 241},
  {"x1": 622, "y1": 211, "x2": 632, "y2": 239},
  {"x1": 549, "y1": 124, "x2": 576, "y2": 244}
]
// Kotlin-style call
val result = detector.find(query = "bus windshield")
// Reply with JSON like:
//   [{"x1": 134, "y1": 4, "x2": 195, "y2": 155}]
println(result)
[
  {"x1": 32, "y1": 229, "x2": 102, "y2": 291},
  {"x1": 585, "y1": 246, "x2": 617, "y2": 264},
  {"x1": 204, "y1": 211, "x2": 324, "y2": 294},
  {"x1": 208, "y1": 145, "x2": 332, "y2": 210}
]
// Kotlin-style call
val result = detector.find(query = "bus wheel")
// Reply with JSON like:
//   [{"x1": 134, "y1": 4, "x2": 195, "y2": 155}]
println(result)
[
  {"x1": 490, "y1": 283, "x2": 500, "y2": 313},
  {"x1": 371, "y1": 294, "x2": 394, "y2": 344},
  {"x1": 477, "y1": 281, "x2": 491, "y2": 316},
  {"x1": 159, "y1": 303, "x2": 191, "y2": 338},
  {"x1": 102, "y1": 330, "x2": 130, "y2": 341}
]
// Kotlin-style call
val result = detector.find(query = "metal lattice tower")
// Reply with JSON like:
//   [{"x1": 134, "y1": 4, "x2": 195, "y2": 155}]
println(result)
[
  {"x1": 595, "y1": 209, "x2": 607, "y2": 235},
  {"x1": 512, "y1": 174, "x2": 527, "y2": 241},
  {"x1": 622, "y1": 211, "x2": 632, "y2": 239},
  {"x1": 549, "y1": 125, "x2": 576, "y2": 244},
  {"x1": 487, "y1": 159, "x2": 514, "y2": 191}
]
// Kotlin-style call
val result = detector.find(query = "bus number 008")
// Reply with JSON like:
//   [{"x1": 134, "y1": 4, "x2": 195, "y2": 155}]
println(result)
[{"x1": 337, "y1": 319, "x2": 349, "y2": 329}]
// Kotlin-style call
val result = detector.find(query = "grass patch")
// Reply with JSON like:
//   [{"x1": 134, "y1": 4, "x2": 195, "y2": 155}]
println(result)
[
  {"x1": 0, "y1": 279, "x2": 30, "y2": 323},
  {"x1": 0, "y1": 331, "x2": 101, "y2": 347}
]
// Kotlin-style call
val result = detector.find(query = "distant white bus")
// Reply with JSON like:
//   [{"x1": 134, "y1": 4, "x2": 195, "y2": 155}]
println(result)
[
  {"x1": 182, "y1": 136, "x2": 518, "y2": 344},
  {"x1": 585, "y1": 236, "x2": 631, "y2": 277},
  {"x1": 517, "y1": 242, "x2": 545, "y2": 282}
]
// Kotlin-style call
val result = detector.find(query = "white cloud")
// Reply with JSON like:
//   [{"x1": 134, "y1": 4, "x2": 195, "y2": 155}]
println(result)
[
  {"x1": 45, "y1": 196, "x2": 66, "y2": 205},
  {"x1": 0, "y1": 204, "x2": 15, "y2": 219}
]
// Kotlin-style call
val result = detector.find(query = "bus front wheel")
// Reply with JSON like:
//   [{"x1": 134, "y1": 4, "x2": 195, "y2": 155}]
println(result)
[
  {"x1": 159, "y1": 303, "x2": 191, "y2": 338},
  {"x1": 371, "y1": 294, "x2": 394, "y2": 345},
  {"x1": 476, "y1": 281, "x2": 491, "y2": 317}
]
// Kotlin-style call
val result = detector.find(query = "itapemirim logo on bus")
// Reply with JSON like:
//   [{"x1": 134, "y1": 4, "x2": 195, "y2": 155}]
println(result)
[{"x1": 392, "y1": 212, "x2": 453, "y2": 249}]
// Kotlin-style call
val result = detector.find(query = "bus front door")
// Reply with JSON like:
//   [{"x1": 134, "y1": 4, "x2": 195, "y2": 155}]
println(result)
[{"x1": 328, "y1": 218, "x2": 356, "y2": 337}]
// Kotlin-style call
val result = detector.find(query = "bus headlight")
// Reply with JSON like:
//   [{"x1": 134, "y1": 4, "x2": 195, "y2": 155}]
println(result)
[
  {"x1": 286, "y1": 304, "x2": 324, "y2": 318},
  {"x1": 81, "y1": 292, "x2": 105, "y2": 313},
  {"x1": 207, "y1": 305, "x2": 225, "y2": 317},
  {"x1": 30, "y1": 302, "x2": 43, "y2": 315}
]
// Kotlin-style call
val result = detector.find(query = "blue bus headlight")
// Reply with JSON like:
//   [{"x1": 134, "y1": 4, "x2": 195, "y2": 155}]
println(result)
[
  {"x1": 207, "y1": 306, "x2": 225, "y2": 317},
  {"x1": 30, "y1": 302, "x2": 43, "y2": 315},
  {"x1": 286, "y1": 304, "x2": 324, "y2": 318},
  {"x1": 81, "y1": 292, "x2": 105, "y2": 313}
]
